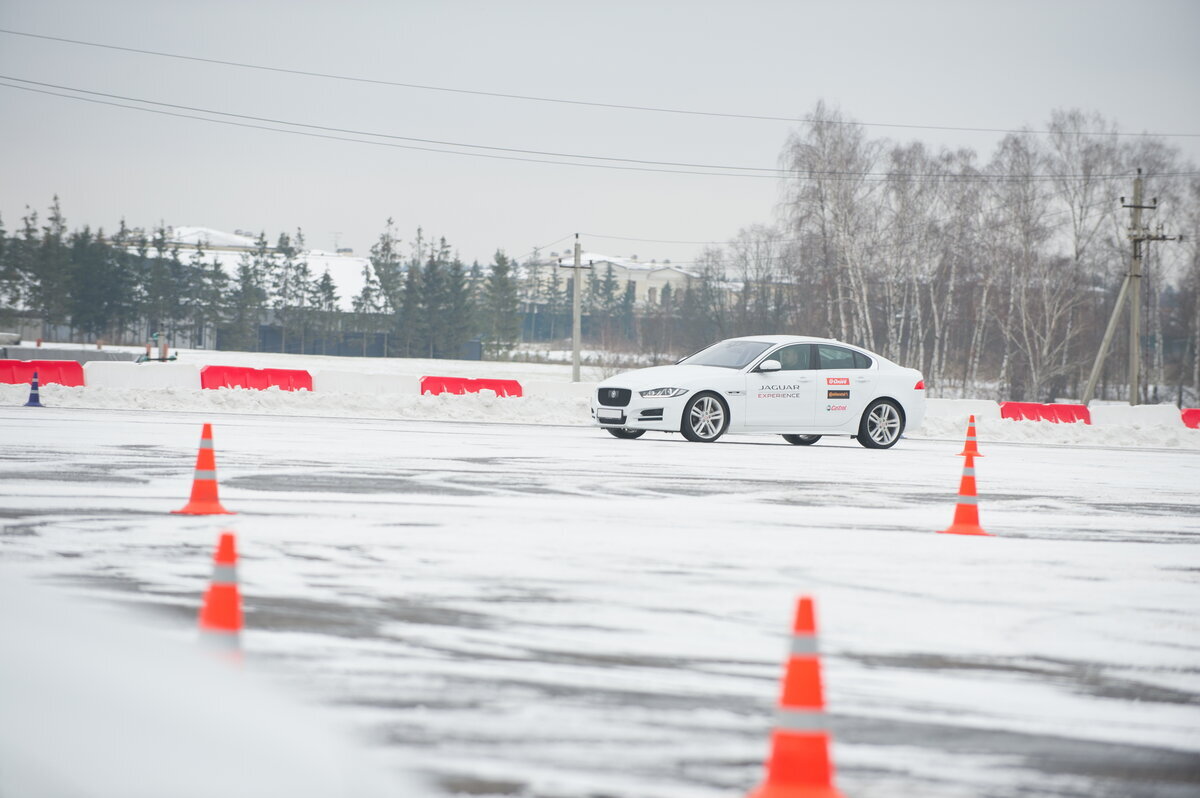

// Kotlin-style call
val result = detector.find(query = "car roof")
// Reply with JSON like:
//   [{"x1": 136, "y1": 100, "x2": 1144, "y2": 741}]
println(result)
[{"x1": 726, "y1": 334, "x2": 836, "y2": 345}]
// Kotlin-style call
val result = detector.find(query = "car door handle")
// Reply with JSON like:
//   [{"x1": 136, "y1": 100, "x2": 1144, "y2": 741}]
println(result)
[{"x1": 854, "y1": 377, "x2": 870, "y2": 383}]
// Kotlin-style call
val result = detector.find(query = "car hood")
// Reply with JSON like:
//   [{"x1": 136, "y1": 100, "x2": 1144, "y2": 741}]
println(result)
[{"x1": 599, "y1": 364, "x2": 734, "y2": 391}]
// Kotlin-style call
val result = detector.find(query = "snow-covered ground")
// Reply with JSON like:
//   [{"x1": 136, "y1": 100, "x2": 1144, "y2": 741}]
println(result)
[{"x1": 2, "y1": 348, "x2": 1199, "y2": 797}]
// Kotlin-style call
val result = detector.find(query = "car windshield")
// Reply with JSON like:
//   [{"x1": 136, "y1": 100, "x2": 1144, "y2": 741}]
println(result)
[{"x1": 680, "y1": 340, "x2": 774, "y2": 369}]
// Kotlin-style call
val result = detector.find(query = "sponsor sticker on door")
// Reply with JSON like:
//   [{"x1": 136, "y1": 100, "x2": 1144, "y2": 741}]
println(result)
[
  {"x1": 827, "y1": 377, "x2": 850, "y2": 385},
  {"x1": 827, "y1": 390, "x2": 850, "y2": 399}
]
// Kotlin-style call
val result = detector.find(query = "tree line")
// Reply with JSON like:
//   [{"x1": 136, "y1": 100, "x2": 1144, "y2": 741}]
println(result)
[
  {"x1": 2, "y1": 105, "x2": 1198, "y2": 404},
  {"x1": 618, "y1": 105, "x2": 1199, "y2": 405},
  {"x1": 0, "y1": 205, "x2": 524, "y2": 359}
]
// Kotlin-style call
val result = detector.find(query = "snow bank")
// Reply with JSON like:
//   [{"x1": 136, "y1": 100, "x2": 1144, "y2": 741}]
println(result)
[
  {"x1": 312, "y1": 370, "x2": 420, "y2": 396},
  {"x1": 524, "y1": 380, "x2": 598, "y2": 399},
  {"x1": 911, "y1": 415, "x2": 1200, "y2": 450},
  {"x1": 7, "y1": 382, "x2": 1199, "y2": 449},
  {"x1": 84, "y1": 361, "x2": 201, "y2": 390},
  {"x1": 1088, "y1": 402, "x2": 1185, "y2": 428},
  {"x1": 0, "y1": 571, "x2": 420, "y2": 797},
  {"x1": 924, "y1": 398, "x2": 1002, "y2": 421},
  {"x1": 1, "y1": 382, "x2": 592, "y2": 427},
  {"x1": 10, "y1": 341, "x2": 1200, "y2": 449}
]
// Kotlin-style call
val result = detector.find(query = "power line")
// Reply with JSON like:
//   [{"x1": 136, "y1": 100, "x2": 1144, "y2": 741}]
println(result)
[
  {"x1": 2, "y1": 26, "x2": 1198, "y2": 140},
  {"x1": 5, "y1": 76, "x2": 1195, "y2": 185},
  {"x1": 0, "y1": 80, "x2": 781, "y2": 179},
  {"x1": 0, "y1": 75, "x2": 780, "y2": 174}
]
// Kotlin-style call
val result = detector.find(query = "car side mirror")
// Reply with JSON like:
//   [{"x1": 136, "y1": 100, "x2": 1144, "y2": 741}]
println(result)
[{"x1": 758, "y1": 359, "x2": 782, "y2": 372}]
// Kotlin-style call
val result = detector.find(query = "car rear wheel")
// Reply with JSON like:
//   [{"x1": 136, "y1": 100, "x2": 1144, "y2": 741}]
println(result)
[
  {"x1": 782, "y1": 434, "x2": 822, "y2": 446},
  {"x1": 681, "y1": 392, "x2": 728, "y2": 442},
  {"x1": 858, "y1": 399, "x2": 904, "y2": 449},
  {"x1": 606, "y1": 427, "x2": 645, "y2": 439}
]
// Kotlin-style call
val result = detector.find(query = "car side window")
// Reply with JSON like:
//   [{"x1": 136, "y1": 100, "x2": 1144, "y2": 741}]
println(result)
[
  {"x1": 772, "y1": 344, "x2": 812, "y2": 371},
  {"x1": 853, "y1": 351, "x2": 872, "y2": 369},
  {"x1": 817, "y1": 345, "x2": 856, "y2": 370}
]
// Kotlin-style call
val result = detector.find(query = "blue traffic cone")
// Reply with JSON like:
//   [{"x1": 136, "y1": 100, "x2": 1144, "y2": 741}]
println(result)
[{"x1": 24, "y1": 371, "x2": 44, "y2": 407}]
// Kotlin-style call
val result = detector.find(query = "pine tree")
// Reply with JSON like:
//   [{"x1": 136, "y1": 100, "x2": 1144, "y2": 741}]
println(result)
[
  {"x1": 419, "y1": 251, "x2": 449, "y2": 357},
  {"x1": 309, "y1": 270, "x2": 340, "y2": 355},
  {"x1": 224, "y1": 251, "x2": 266, "y2": 351},
  {"x1": 545, "y1": 261, "x2": 566, "y2": 341},
  {"x1": 31, "y1": 197, "x2": 72, "y2": 338},
  {"x1": 369, "y1": 218, "x2": 402, "y2": 313},
  {"x1": 109, "y1": 220, "x2": 142, "y2": 342},
  {"x1": 144, "y1": 224, "x2": 183, "y2": 343},
  {"x1": 619, "y1": 279, "x2": 637, "y2": 341},
  {"x1": 0, "y1": 213, "x2": 14, "y2": 328},
  {"x1": 482, "y1": 250, "x2": 520, "y2": 358},
  {"x1": 181, "y1": 241, "x2": 209, "y2": 346},
  {"x1": 199, "y1": 254, "x2": 229, "y2": 349},
  {"x1": 396, "y1": 259, "x2": 422, "y2": 357},
  {"x1": 352, "y1": 262, "x2": 383, "y2": 356},
  {"x1": 67, "y1": 226, "x2": 113, "y2": 337},
  {"x1": 269, "y1": 231, "x2": 303, "y2": 352},
  {"x1": 444, "y1": 256, "x2": 474, "y2": 358}
]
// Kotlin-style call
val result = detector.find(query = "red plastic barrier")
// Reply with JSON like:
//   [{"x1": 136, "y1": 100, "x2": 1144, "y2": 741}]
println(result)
[
  {"x1": 1183, "y1": 409, "x2": 1200, "y2": 429},
  {"x1": 1047, "y1": 403, "x2": 1091, "y2": 424},
  {"x1": 473, "y1": 378, "x2": 523, "y2": 398},
  {"x1": 200, "y1": 365, "x2": 312, "y2": 391},
  {"x1": 420, "y1": 375, "x2": 523, "y2": 398},
  {"x1": 420, "y1": 375, "x2": 471, "y2": 395},
  {"x1": 1000, "y1": 401, "x2": 1091, "y2": 424},
  {"x1": 1000, "y1": 401, "x2": 1043, "y2": 421},
  {"x1": 0, "y1": 359, "x2": 85, "y2": 387}
]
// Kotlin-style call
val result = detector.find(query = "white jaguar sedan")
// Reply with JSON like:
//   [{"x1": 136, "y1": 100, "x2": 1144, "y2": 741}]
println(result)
[{"x1": 590, "y1": 335, "x2": 925, "y2": 448}]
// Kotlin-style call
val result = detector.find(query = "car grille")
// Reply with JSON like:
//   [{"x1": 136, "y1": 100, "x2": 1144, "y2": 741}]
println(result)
[{"x1": 597, "y1": 388, "x2": 631, "y2": 407}]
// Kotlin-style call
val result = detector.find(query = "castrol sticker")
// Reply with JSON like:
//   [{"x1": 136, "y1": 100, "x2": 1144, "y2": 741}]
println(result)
[{"x1": 826, "y1": 377, "x2": 850, "y2": 385}]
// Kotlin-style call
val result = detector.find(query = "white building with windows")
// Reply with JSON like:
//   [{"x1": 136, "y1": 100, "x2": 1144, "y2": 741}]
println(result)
[{"x1": 527, "y1": 251, "x2": 696, "y2": 308}]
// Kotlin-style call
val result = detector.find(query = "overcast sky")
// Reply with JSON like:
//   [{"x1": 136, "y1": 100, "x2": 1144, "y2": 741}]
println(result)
[{"x1": 1, "y1": 0, "x2": 1197, "y2": 271}]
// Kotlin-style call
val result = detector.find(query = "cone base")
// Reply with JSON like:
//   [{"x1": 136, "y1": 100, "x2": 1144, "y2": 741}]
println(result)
[
  {"x1": 24, "y1": 401, "x2": 44, "y2": 408},
  {"x1": 957, "y1": 449, "x2": 982, "y2": 457},
  {"x1": 747, "y1": 784, "x2": 847, "y2": 798},
  {"x1": 939, "y1": 523, "x2": 990, "y2": 536},
  {"x1": 172, "y1": 503, "x2": 235, "y2": 515}
]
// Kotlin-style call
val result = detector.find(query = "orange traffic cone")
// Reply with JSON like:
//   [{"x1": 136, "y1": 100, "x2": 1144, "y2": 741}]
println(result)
[
  {"x1": 747, "y1": 597, "x2": 846, "y2": 798},
  {"x1": 939, "y1": 453, "x2": 990, "y2": 536},
  {"x1": 172, "y1": 423, "x2": 233, "y2": 515},
  {"x1": 957, "y1": 414, "x2": 983, "y2": 457},
  {"x1": 198, "y1": 532, "x2": 243, "y2": 655}
]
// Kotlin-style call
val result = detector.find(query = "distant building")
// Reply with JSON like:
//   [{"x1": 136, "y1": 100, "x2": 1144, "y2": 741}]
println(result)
[
  {"x1": 164, "y1": 227, "x2": 370, "y2": 312},
  {"x1": 523, "y1": 251, "x2": 696, "y2": 308}
]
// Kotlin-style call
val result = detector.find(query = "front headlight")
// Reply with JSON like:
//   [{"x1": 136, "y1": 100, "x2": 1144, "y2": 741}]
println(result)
[{"x1": 639, "y1": 387, "x2": 689, "y2": 398}]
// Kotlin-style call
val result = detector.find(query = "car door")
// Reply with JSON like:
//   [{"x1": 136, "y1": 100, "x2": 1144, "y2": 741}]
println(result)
[
  {"x1": 744, "y1": 343, "x2": 817, "y2": 429},
  {"x1": 812, "y1": 344, "x2": 875, "y2": 427}
]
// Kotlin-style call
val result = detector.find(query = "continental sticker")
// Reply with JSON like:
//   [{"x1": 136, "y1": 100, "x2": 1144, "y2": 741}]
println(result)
[
  {"x1": 826, "y1": 377, "x2": 850, "y2": 385},
  {"x1": 827, "y1": 390, "x2": 850, "y2": 399}
]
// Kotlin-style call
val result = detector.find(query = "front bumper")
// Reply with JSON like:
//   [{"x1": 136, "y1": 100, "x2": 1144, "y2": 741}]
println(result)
[{"x1": 590, "y1": 391, "x2": 688, "y2": 431}]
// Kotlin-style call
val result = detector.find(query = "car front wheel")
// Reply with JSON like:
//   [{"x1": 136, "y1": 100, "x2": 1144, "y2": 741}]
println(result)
[
  {"x1": 606, "y1": 427, "x2": 645, "y2": 439},
  {"x1": 782, "y1": 434, "x2": 822, "y2": 446},
  {"x1": 857, "y1": 399, "x2": 904, "y2": 449},
  {"x1": 681, "y1": 392, "x2": 729, "y2": 442}
]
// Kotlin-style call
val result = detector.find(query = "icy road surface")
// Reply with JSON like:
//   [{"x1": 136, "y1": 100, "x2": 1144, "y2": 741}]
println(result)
[{"x1": 2, "y1": 406, "x2": 1199, "y2": 798}]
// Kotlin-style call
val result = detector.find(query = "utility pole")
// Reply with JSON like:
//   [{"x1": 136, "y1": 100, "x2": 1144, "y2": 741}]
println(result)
[
  {"x1": 558, "y1": 234, "x2": 592, "y2": 382},
  {"x1": 1081, "y1": 169, "x2": 1179, "y2": 405}
]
